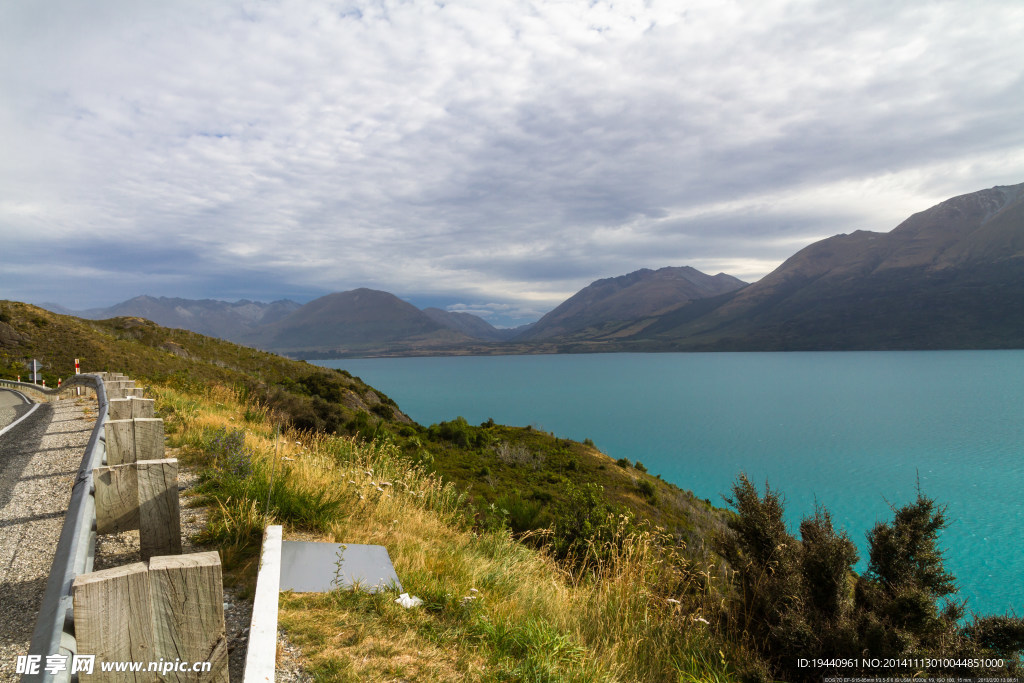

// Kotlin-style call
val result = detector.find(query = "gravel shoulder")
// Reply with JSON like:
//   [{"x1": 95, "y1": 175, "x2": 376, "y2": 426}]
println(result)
[
  {"x1": 0, "y1": 396, "x2": 96, "y2": 680},
  {"x1": 0, "y1": 393, "x2": 309, "y2": 681}
]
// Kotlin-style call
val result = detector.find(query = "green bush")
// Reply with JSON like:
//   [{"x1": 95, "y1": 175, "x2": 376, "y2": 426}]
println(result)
[
  {"x1": 718, "y1": 475, "x2": 1024, "y2": 681},
  {"x1": 429, "y1": 417, "x2": 473, "y2": 448},
  {"x1": 548, "y1": 483, "x2": 637, "y2": 569}
]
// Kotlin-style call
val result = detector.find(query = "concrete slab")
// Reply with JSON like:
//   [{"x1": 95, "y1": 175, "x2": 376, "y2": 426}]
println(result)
[{"x1": 280, "y1": 541, "x2": 402, "y2": 593}]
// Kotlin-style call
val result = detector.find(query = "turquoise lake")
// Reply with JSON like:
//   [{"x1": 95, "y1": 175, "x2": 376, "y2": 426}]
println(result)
[{"x1": 314, "y1": 351, "x2": 1024, "y2": 617}]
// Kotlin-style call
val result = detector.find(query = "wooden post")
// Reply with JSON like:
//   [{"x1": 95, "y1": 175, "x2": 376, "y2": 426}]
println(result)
[
  {"x1": 109, "y1": 398, "x2": 132, "y2": 421},
  {"x1": 72, "y1": 562, "x2": 154, "y2": 682},
  {"x1": 137, "y1": 458, "x2": 181, "y2": 560},
  {"x1": 105, "y1": 418, "x2": 164, "y2": 465},
  {"x1": 130, "y1": 397, "x2": 156, "y2": 418},
  {"x1": 134, "y1": 418, "x2": 165, "y2": 461},
  {"x1": 105, "y1": 419, "x2": 135, "y2": 465},
  {"x1": 149, "y1": 552, "x2": 229, "y2": 682},
  {"x1": 94, "y1": 463, "x2": 141, "y2": 534}
]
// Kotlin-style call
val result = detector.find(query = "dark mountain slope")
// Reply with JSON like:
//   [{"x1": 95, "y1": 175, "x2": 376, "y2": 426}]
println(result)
[
  {"x1": 247, "y1": 288, "x2": 473, "y2": 354},
  {"x1": 517, "y1": 266, "x2": 747, "y2": 341},
  {"x1": 422, "y1": 307, "x2": 521, "y2": 341},
  {"x1": 638, "y1": 182, "x2": 1024, "y2": 350},
  {"x1": 41, "y1": 295, "x2": 301, "y2": 341}
]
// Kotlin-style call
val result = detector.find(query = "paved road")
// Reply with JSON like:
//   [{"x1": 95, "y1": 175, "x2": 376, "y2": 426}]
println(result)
[
  {"x1": 0, "y1": 388, "x2": 34, "y2": 433},
  {"x1": 0, "y1": 395, "x2": 95, "y2": 678}
]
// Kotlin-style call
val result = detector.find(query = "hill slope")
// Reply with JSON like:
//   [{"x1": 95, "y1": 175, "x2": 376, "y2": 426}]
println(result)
[
  {"x1": 243, "y1": 289, "x2": 475, "y2": 354},
  {"x1": 517, "y1": 266, "x2": 747, "y2": 341},
  {"x1": 617, "y1": 182, "x2": 1024, "y2": 350},
  {"x1": 0, "y1": 300, "x2": 723, "y2": 544},
  {"x1": 421, "y1": 307, "x2": 521, "y2": 341},
  {"x1": 41, "y1": 295, "x2": 301, "y2": 341}
]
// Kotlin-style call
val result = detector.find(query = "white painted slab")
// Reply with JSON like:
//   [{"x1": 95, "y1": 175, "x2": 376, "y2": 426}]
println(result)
[{"x1": 280, "y1": 541, "x2": 402, "y2": 593}]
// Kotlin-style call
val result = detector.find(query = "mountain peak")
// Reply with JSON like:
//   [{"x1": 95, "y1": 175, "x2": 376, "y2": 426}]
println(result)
[{"x1": 518, "y1": 265, "x2": 747, "y2": 341}]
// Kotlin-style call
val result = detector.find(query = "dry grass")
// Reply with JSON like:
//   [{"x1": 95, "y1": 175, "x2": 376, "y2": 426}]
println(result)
[{"x1": 151, "y1": 381, "x2": 740, "y2": 682}]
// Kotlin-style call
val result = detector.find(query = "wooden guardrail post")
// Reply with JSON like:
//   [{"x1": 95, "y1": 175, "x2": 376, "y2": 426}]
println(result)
[
  {"x1": 109, "y1": 397, "x2": 156, "y2": 421},
  {"x1": 105, "y1": 418, "x2": 164, "y2": 465},
  {"x1": 72, "y1": 553, "x2": 229, "y2": 681},
  {"x1": 134, "y1": 418, "x2": 164, "y2": 461},
  {"x1": 105, "y1": 420, "x2": 135, "y2": 465},
  {"x1": 150, "y1": 552, "x2": 229, "y2": 682},
  {"x1": 137, "y1": 459, "x2": 182, "y2": 560},
  {"x1": 71, "y1": 562, "x2": 155, "y2": 682},
  {"x1": 94, "y1": 459, "x2": 181, "y2": 559},
  {"x1": 94, "y1": 464, "x2": 140, "y2": 534}
]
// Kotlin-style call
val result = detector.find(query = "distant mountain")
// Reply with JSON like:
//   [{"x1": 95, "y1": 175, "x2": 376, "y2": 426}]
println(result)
[
  {"x1": 245, "y1": 289, "x2": 474, "y2": 354},
  {"x1": 517, "y1": 266, "x2": 747, "y2": 341},
  {"x1": 422, "y1": 308, "x2": 522, "y2": 341},
  {"x1": 631, "y1": 182, "x2": 1024, "y2": 350},
  {"x1": 41, "y1": 295, "x2": 301, "y2": 341},
  {"x1": 36, "y1": 181, "x2": 1022, "y2": 355}
]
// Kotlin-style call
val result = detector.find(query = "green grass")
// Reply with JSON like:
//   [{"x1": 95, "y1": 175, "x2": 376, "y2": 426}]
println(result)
[
  {"x1": 158, "y1": 381, "x2": 743, "y2": 681},
  {"x1": 1, "y1": 301, "x2": 750, "y2": 679}
]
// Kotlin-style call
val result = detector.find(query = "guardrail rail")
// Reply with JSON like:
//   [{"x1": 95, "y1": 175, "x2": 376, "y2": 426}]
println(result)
[{"x1": 1, "y1": 375, "x2": 108, "y2": 683}]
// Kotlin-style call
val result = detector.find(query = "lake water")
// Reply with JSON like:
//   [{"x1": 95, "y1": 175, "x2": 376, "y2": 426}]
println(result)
[{"x1": 314, "y1": 351, "x2": 1024, "y2": 617}]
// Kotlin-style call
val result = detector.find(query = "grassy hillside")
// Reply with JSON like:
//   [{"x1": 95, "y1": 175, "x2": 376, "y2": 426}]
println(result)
[
  {"x1": 0, "y1": 300, "x2": 744, "y2": 679},
  {"x1": 158, "y1": 383, "x2": 737, "y2": 681},
  {"x1": 0, "y1": 300, "x2": 727, "y2": 548},
  {"x1": 7, "y1": 300, "x2": 1019, "y2": 680}
]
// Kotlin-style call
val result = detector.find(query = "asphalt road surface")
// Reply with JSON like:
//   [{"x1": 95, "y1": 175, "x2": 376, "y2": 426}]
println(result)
[{"x1": 0, "y1": 388, "x2": 35, "y2": 433}]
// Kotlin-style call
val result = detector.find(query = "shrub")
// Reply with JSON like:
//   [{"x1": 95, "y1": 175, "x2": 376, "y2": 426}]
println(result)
[
  {"x1": 548, "y1": 483, "x2": 637, "y2": 569},
  {"x1": 208, "y1": 427, "x2": 253, "y2": 478},
  {"x1": 636, "y1": 478, "x2": 657, "y2": 501},
  {"x1": 370, "y1": 402, "x2": 393, "y2": 419},
  {"x1": 615, "y1": 457, "x2": 631, "y2": 468},
  {"x1": 494, "y1": 441, "x2": 545, "y2": 469},
  {"x1": 495, "y1": 492, "x2": 549, "y2": 533},
  {"x1": 718, "y1": 476, "x2": 1024, "y2": 681},
  {"x1": 429, "y1": 416, "x2": 473, "y2": 448}
]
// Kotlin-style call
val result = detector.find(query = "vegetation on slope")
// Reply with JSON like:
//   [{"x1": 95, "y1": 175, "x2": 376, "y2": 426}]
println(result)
[
  {"x1": 157, "y1": 382, "x2": 737, "y2": 681},
  {"x1": 3, "y1": 300, "x2": 1022, "y2": 680}
]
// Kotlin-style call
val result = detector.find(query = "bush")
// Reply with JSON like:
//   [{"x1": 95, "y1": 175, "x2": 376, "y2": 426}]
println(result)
[
  {"x1": 429, "y1": 417, "x2": 473, "y2": 448},
  {"x1": 718, "y1": 475, "x2": 1024, "y2": 681},
  {"x1": 548, "y1": 483, "x2": 637, "y2": 569},
  {"x1": 208, "y1": 427, "x2": 253, "y2": 478},
  {"x1": 370, "y1": 402, "x2": 393, "y2": 419},
  {"x1": 615, "y1": 457, "x2": 631, "y2": 468},
  {"x1": 636, "y1": 478, "x2": 657, "y2": 501},
  {"x1": 495, "y1": 492, "x2": 549, "y2": 533}
]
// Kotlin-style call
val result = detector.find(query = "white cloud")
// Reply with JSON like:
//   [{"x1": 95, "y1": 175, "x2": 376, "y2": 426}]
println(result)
[{"x1": 1, "y1": 0, "x2": 1023, "y2": 315}]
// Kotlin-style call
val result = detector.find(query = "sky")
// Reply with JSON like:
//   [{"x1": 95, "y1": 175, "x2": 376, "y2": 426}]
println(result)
[{"x1": 2, "y1": 0, "x2": 1023, "y2": 327}]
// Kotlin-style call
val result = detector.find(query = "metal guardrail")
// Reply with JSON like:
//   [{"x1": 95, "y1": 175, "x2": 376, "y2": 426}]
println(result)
[{"x1": 1, "y1": 375, "x2": 108, "y2": 683}]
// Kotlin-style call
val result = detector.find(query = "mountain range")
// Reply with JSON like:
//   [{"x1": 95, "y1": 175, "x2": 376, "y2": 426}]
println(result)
[{"x1": 42, "y1": 182, "x2": 1024, "y2": 354}]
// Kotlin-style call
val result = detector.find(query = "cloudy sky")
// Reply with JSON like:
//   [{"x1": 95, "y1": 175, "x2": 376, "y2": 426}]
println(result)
[{"x1": 2, "y1": 0, "x2": 1023, "y2": 326}]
